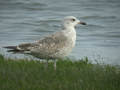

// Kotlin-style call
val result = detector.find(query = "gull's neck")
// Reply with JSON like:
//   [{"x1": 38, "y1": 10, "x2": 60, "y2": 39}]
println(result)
[
  {"x1": 62, "y1": 25, "x2": 76, "y2": 38},
  {"x1": 63, "y1": 25, "x2": 75, "y2": 31},
  {"x1": 62, "y1": 25, "x2": 76, "y2": 47}
]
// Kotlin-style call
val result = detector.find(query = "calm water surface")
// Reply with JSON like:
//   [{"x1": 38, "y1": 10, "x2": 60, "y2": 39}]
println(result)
[{"x1": 0, "y1": 0, "x2": 120, "y2": 64}]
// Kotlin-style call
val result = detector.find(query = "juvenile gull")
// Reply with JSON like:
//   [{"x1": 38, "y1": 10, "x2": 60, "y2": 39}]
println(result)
[{"x1": 4, "y1": 16, "x2": 86, "y2": 70}]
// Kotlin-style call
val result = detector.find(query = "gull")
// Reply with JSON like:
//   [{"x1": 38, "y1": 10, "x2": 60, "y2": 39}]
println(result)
[{"x1": 4, "y1": 16, "x2": 86, "y2": 70}]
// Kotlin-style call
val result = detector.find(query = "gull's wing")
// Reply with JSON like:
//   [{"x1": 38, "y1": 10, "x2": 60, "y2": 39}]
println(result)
[
  {"x1": 33, "y1": 31, "x2": 68, "y2": 54},
  {"x1": 5, "y1": 31, "x2": 68, "y2": 55}
]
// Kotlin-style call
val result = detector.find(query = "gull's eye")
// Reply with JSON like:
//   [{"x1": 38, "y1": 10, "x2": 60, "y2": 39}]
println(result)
[{"x1": 71, "y1": 18, "x2": 76, "y2": 22}]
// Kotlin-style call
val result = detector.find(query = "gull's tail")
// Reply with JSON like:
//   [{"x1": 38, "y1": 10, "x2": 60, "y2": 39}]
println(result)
[{"x1": 3, "y1": 46, "x2": 21, "y2": 53}]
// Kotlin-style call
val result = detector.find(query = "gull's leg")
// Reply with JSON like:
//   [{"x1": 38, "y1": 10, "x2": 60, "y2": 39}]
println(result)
[
  {"x1": 54, "y1": 59, "x2": 56, "y2": 71},
  {"x1": 46, "y1": 59, "x2": 48, "y2": 67},
  {"x1": 45, "y1": 59, "x2": 48, "y2": 70}
]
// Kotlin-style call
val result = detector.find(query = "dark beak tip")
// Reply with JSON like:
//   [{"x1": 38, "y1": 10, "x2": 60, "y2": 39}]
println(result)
[
  {"x1": 81, "y1": 22, "x2": 87, "y2": 25},
  {"x1": 79, "y1": 21, "x2": 87, "y2": 25}
]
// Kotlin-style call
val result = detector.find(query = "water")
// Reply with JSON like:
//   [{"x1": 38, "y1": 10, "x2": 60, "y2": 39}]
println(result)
[{"x1": 0, "y1": 0, "x2": 120, "y2": 64}]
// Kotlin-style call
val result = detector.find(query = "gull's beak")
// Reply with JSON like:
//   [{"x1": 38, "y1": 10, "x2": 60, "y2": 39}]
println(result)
[{"x1": 78, "y1": 21, "x2": 87, "y2": 25}]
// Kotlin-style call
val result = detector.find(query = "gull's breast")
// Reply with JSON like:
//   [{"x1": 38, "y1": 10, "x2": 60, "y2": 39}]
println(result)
[{"x1": 53, "y1": 29, "x2": 76, "y2": 58}]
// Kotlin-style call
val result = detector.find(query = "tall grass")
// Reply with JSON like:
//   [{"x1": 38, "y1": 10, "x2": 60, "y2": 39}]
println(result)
[{"x1": 0, "y1": 55, "x2": 120, "y2": 90}]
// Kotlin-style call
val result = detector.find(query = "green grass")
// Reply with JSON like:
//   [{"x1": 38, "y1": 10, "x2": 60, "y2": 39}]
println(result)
[{"x1": 0, "y1": 55, "x2": 120, "y2": 90}]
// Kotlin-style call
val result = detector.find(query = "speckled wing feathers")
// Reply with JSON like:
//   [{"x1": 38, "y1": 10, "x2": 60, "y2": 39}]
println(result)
[{"x1": 18, "y1": 31, "x2": 68, "y2": 57}]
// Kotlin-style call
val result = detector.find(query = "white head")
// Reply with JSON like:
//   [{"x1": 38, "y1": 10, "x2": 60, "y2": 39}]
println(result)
[{"x1": 63, "y1": 16, "x2": 86, "y2": 29}]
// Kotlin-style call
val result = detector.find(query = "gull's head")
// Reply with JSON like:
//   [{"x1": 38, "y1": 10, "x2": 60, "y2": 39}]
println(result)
[{"x1": 63, "y1": 16, "x2": 86, "y2": 29}]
